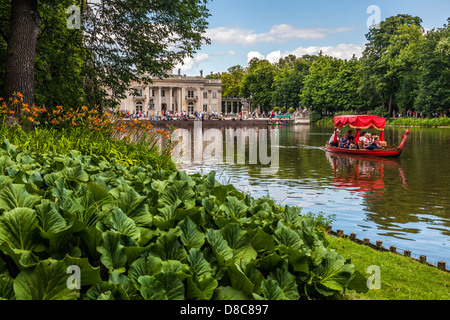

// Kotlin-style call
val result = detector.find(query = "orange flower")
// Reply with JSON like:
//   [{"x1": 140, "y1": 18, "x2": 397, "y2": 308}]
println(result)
[
  {"x1": 28, "y1": 117, "x2": 34, "y2": 122},
  {"x1": 72, "y1": 122, "x2": 77, "y2": 126},
  {"x1": 16, "y1": 92, "x2": 23, "y2": 98},
  {"x1": 9, "y1": 110, "x2": 14, "y2": 114},
  {"x1": 56, "y1": 105, "x2": 63, "y2": 110}
]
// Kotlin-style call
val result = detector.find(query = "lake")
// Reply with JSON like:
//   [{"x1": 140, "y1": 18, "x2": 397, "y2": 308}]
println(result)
[{"x1": 172, "y1": 123, "x2": 450, "y2": 265}]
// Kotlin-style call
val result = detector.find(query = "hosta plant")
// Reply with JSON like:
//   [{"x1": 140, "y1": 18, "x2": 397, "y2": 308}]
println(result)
[{"x1": 0, "y1": 140, "x2": 367, "y2": 300}]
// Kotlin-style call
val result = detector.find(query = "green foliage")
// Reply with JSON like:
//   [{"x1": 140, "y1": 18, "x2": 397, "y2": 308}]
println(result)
[
  {"x1": 0, "y1": 141, "x2": 367, "y2": 300},
  {"x1": 240, "y1": 59, "x2": 276, "y2": 111},
  {"x1": 0, "y1": 123, "x2": 176, "y2": 172}
]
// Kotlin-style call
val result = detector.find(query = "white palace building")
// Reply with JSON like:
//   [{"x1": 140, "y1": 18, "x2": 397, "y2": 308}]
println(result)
[{"x1": 116, "y1": 70, "x2": 223, "y2": 117}]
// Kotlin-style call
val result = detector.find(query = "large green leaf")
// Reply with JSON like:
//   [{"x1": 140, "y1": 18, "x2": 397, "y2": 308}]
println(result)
[
  {"x1": 13, "y1": 260, "x2": 78, "y2": 300},
  {"x1": 151, "y1": 228, "x2": 188, "y2": 263},
  {"x1": 214, "y1": 286, "x2": 248, "y2": 300},
  {"x1": 158, "y1": 180, "x2": 195, "y2": 208},
  {"x1": 0, "y1": 207, "x2": 40, "y2": 252},
  {"x1": 109, "y1": 207, "x2": 141, "y2": 240},
  {"x1": 112, "y1": 185, "x2": 152, "y2": 227},
  {"x1": 273, "y1": 225, "x2": 304, "y2": 251},
  {"x1": 205, "y1": 229, "x2": 233, "y2": 265},
  {"x1": 312, "y1": 252, "x2": 355, "y2": 295},
  {"x1": 35, "y1": 200, "x2": 69, "y2": 237},
  {"x1": 97, "y1": 230, "x2": 127, "y2": 273},
  {"x1": 61, "y1": 255, "x2": 102, "y2": 287},
  {"x1": 0, "y1": 274, "x2": 15, "y2": 300},
  {"x1": 138, "y1": 275, "x2": 168, "y2": 300},
  {"x1": 179, "y1": 217, "x2": 205, "y2": 250},
  {"x1": 0, "y1": 183, "x2": 41, "y2": 212},
  {"x1": 153, "y1": 271, "x2": 185, "y2": 300},
  {"x1": 220, "y1": 223, "x2": 249, "y2": 250},
  {"x1": 129, "y1": 254, "x2": 163, "y2": 290},
  {"x1": 188, "y1": 248, "x2": 212, "y2": 278},
  {"x1": 219, "y1": 196, "x2": 248, "y2": 219},
  {"x1": 227, "y1": 263, "x2": 254, "y2": 295},
  {"x1": 258, "y1": 279, "x2": 287, "y2": 300},
  {"x1": 186, "y1": 275, "x2": 218, "y2": 300},
  {"x1": 267, "y1": 267, "x2": 300, "y2": 300}
]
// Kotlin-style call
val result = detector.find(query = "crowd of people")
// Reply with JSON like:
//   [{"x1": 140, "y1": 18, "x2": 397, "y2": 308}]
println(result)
[
  {"x1": 122, "y1": 110, "x2": 285, "y2": 121},
  {"x1": 329, "y1": 129, "x2": 384, "y2": 150}
]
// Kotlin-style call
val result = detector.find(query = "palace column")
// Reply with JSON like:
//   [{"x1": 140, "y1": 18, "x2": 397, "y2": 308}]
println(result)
[
  {"x1": 169, "y1": 87, "x2": 173, "y2": 113},
  {"x1": 155, "y1": 86, "x2": 161, "y2": 116},
  {"x1": 177, "y1": 87, "x2": 182, "y2": 114},
  {"x1": 199, "y1": 88, "x2": 204, "y2": 113}
]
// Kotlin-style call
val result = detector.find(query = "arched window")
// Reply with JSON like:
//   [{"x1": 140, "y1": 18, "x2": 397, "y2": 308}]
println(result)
[{"x1": 188, "y1": 102, "x2": 194, "y2": 114}]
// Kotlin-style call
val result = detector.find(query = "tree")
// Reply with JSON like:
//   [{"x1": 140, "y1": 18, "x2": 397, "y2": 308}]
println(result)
[
  {"x1": 271, "y1": 56, "x2": 313, "y2": 110},
  {"x1": 329, "y1": 57, "x2": 363, "y2": 112},
  {"x1": 240, "y1": 58, "x2": 275, "y2": 111},
  {"x1": 3, "y1": 0, "x2": 40, "y2": 111},
  {"x1": 414, "y1": 20, "x2": 450, "y2": 114},
  {"x1": 1, "y1": 0, "x2": 211, "y2": 111},
  {"x1": 359, "y1": 14, "x2": 423, "y2": 118},
  {"x1": 300, "y1": 56, "x2": 342, "y2": 116},
  {"x1": 221, "y1": 65, "x2": 244, "y2": 97}
]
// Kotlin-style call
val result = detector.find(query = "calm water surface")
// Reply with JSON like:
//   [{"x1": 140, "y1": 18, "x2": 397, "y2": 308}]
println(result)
[{"x1": 174, "y1": 124, "x2": 450, "y2": 265}]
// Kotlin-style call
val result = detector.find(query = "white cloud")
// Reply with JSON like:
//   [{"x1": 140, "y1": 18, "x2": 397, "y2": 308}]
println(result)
[
  {"x1": 287, "y1": 44, "x2": 364, "y2": 60},
  {"x1": 205, "y1": 24, "x2": 354, "y2": 46},
  {"x1": 248, "y1": 44, "x2": 364, "y2": 64},
  {"x1": 247, "y1": 51, "x2": 266, "y2": 63},
  {"x1": 175, "y1": 53, "x2": 210, "y2": 72}
]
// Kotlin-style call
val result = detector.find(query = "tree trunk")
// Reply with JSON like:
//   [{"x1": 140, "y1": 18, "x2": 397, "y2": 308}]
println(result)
[
  {"x1": 388, "y1": 93, "x2": 393, "y2": 119},
  {"x1": 3, "y1": 0, "x2": 40, "y2": 114}
]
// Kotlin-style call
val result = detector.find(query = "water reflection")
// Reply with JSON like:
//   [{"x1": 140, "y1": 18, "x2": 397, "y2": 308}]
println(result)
[{"x1": 325, "y1": 152, "x2": 408, "y2": 199}]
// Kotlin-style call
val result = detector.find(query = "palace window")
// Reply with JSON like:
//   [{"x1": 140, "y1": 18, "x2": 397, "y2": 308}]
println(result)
[
  {"x1": 203, "y1": 104, "x2": 208, "y2": 112},
  {"x1": 188, "y1": 90, "x2": 195, "y2": 98},
  {"x1": 212, "y1": 91, "x2": 217, "y2": 99},
  {"x1": 203, "y1": 92, "x2": 208, "y2": 99},
  {"x1": 135, "y1": 101, "x2": 143, "y2": 113},
  {"x1": 188, "y1": 102, "x2": 194, "y2": 114},
  {"x1": 161, "y1": 89, "x2": 165, "y2": 97}
]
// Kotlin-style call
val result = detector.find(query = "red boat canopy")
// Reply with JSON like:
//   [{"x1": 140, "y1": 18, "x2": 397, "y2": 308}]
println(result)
[{"x1": 334, "y1": 115, "x2": 386, "y2": 131}]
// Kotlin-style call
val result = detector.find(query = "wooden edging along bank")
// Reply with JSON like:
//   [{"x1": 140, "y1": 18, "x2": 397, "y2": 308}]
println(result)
[{"x1": 326, "y1": 227, "x2": 449, "y2": 273}]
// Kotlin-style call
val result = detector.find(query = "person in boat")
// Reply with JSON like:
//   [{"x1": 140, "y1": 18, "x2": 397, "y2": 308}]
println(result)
[
  {"x1": 363, "y1": 133, "x2": 378, "y2": 150},
  {"x1": 329, "y1": 129, "x2": 340, "y2": 147},
  {"x1": 347, "y1": 130, "x2": 357, "y2": 149},
  {"x1": 339, "y1": 133, "x2": 350, "y2": 148}
]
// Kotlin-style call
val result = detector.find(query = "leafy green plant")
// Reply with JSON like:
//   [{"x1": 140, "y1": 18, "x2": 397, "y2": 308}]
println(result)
[{"x1": 0, "y1": 140, "x2": 367, "y2": 300}]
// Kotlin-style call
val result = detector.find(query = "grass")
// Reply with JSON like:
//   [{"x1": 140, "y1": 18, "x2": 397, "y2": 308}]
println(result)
[{"x1": 326, "y1": 235, "x2": 450, "y2": 300}]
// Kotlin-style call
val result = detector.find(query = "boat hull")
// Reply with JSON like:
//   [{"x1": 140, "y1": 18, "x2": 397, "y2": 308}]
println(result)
[{"x1": 323, "y1": 144, "x2": 403, "y2": 157}]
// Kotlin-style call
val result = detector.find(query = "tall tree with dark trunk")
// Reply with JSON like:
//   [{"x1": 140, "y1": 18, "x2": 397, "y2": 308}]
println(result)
[{"x1": 3, "y1": 0, "x2": 40, "y2": 112}]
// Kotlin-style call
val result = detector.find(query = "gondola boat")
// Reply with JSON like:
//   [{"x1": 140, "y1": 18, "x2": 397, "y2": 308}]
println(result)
[{"x1": 323, "y1": 115, "x2": 409, "y2": 157}]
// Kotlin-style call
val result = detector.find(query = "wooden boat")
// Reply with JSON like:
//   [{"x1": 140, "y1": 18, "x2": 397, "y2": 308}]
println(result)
[{"x1": 323, "y1": 115, "x2": 410, "y2": 157}]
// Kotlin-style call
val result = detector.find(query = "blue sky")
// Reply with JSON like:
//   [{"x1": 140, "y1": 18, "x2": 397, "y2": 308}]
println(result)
[{"x1": 174, "y1": 0, "x2": 450, "y2": 76}]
